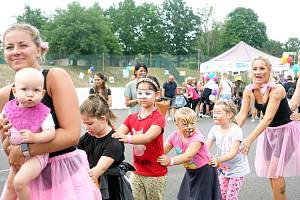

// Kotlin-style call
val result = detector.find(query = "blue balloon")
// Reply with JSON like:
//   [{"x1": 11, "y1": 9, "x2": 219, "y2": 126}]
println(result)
[
  {"x1": 293, "y1": 64, "x2": 299, "y2": 73},
  {"x1": 208, "y1": 72, "x2": 215, "y2": 79},
  {"x1": 90, "y1": 66, "x2": 95, "y2": 72}
]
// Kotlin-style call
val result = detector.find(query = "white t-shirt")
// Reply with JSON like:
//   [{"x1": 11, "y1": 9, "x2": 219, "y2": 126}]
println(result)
[
  {"x1": 208, "y1": 123, "x2": 250, "y2": 178},
  {"x1": 220, "y1": 80, "x2": 233, "y2": 95}
]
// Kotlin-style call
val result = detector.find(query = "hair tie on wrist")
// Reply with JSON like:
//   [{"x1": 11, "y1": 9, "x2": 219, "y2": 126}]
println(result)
[{"x1": 127, "y1": 135, "x2": 132, "y2": 144}]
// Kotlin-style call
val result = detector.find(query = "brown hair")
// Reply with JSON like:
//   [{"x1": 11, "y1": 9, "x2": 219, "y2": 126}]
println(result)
[
  {"x1": 80, "y1": 94, "x2": 116, "y2": 127},
  {"x1": 214, "y1": 100, "x2": 237, "y2": 123},
  {"x1": 3, "y1": 23, "x2": 48, "y2": 63},
  {"x1": 93, "y1": 72, "x2": 109, "y2": 100},
  {"x1": 136, "y1": 75, "x2": 160, "y2": 92}
]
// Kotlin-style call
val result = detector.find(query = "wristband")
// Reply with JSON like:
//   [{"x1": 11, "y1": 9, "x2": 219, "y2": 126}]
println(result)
[
  {"x1": 21, "y1": 143, "x2": 30, "y2": 157},
  {"x1": 127, "y1": 135, "x2": 132, "y2": 144},
  {"x1": 169, "y1": 157, "x2": 174, "y2": 166}
]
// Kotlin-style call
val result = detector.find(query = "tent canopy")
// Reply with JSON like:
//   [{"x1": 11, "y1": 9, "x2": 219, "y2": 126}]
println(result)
[{"x1": 200, "y1": 41, "x2": 288, "y2": 73}]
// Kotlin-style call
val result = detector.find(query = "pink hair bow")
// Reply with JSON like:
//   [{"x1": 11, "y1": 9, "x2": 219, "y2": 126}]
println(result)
[
  {"x1": 40, "y1": 42, "x2": 49, "y2": 50},
  {"x1": 245, "y1": 82, "x2": 276, "y2": 93}
]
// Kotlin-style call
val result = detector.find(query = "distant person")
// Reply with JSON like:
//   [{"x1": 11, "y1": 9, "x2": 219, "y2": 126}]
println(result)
[
  {"x1": 89, "y1": 72, "x2": 112, "y2": 107},
  {"x1": 113, "y1": 76, "x2": 167, "y2": 200},
  {"x1": 217, "y1": 73, "x2": 233, "y2": 100},
  {"x1": 283, "y1": 75, "x2": 295, "y2": 100},
  {"x1": 162, "y1": 75, "x2": 177, "y2": 121},
  {"x1": 199, "y1": 78, "x2": 217, "y2": 117},
  {"x1": 158, "y1": 107, "x2": 221, "y2": 200},
  {"x1": 186, "y1": 77, "x2": 200, "y2": 111},
  {"x1": 124, "y1": 63, "x2": 148, "y2": 114},
  {"x1": 206, "y1": 100, "x2": 250, "y2": 200},
  {"x1": 1, "y1": 68, "x2": 56, "y2": 200}
]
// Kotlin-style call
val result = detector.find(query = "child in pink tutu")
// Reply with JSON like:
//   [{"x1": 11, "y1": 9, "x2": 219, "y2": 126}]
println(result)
[
  {"x1": 0, "y1": 23, "x2": 101, "y2": 200},
  {"x1": 206, "y1": 100, "x2": 250, "y2": 200},
  {"x1": 236, "y1": 55, "x2": 300, "y2": 200},
  {"x1": 1, "y1": 68, "x2": 55, "y2": 200}
]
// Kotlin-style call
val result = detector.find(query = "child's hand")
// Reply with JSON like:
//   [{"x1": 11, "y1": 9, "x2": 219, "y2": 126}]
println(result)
[
  {"x1": 208, "y1": 156, "x2": 219, "y2": 167},
  {"x1": 290, "y1": 112, "x2": 300, "y2": 121},
  {"x1": 88, "y1": 167, "x2": 100, "y2": 184},
  {"x1": 20, "y1": 129, "x2": 36, "y2": 143},
  {"x1": 112, "y1": 132, "x2": 128, "y2": 143},
  {"x1": 157, "y1": 154, "x2": 170, "y2": 166}
]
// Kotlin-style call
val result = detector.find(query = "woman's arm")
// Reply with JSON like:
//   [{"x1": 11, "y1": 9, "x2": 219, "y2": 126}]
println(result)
[
  {"x1": 236, "y1": 89, "x2": 251, "y2": 127},
  {"x1": 289, "y1": 79, "x2": 300, "y2": 111},
  {"x1": 125, "y1": 96, "x2": 138, "y2": 107},
  {"x1": 107, "y1": 95, "x2": 112, "y2": 108},
  {"x1": 0, "y1": 85, "x2": 12, "y2": 143},
  {"x1": 29, "y1": 68, "x2": 81, "y2": 156}
]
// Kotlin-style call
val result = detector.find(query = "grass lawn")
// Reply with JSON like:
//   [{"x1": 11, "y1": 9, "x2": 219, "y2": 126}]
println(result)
[{"x1": 0, "y1": 64, "x2": 200, "y2": 88}]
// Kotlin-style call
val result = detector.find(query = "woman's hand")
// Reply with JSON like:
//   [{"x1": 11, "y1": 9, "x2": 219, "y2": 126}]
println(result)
[
  {"x1": 157, "y1": 154, "x2": 170, "y2": 166},
  {"x1": 242, "y1": 137, "x2": 253, "y2": 155},
  {"x1": 0, "y1": 116, "x2": 12, "y2": 142},
  {"x1": 290, "y1": 112, "x2": 300, "y2": 121},
  {"x1": 8, "y1": 145, "x2": 25, "y2": 172}
]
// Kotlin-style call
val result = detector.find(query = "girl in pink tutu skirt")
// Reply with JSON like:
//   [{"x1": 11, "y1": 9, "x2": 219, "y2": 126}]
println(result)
[
  {"x1": 236, "y1": 55, "x2": 300, "y2": 200},
  {"x1": 0, "y1": 23, "x2": 101, "y2": 200}
]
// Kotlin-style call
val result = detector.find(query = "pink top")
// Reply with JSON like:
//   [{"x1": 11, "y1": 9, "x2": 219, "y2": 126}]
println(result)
[
  {"x1": 187, "y1": 85, "x2": 200, "y2": 100},
  {"x1": 167, "y1": 130, "x2": 210, "y2": 169}
]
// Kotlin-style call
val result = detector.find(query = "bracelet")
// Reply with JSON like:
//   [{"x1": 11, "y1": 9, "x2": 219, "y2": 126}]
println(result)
[
  {"x1": 169, "y1": 157, "x2": 174, "y2": 166},
  {"x1": 127, "y1": 135, "x2": 132, "y2": 144}
]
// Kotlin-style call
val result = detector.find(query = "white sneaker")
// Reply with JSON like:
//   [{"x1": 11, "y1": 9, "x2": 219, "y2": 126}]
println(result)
[
  {"x1": 202, "y1": 114, "x2": 210, "y2": 118},
  {"x1": 251, "y1": 119, "x2": 255, "y2": 122},
  {"x1": 167, "y1": 117, "x2": 172, "y2": 121}
]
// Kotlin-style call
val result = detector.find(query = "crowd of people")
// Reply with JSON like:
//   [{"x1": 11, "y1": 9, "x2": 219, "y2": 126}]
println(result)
[{"x1": 1, "y1": 23, "x2": 300, "y2": 200}]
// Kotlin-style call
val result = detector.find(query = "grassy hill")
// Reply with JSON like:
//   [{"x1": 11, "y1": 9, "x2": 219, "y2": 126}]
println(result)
[{"x1": 0, "y1": 64, "x2": 200, "y2": 88}]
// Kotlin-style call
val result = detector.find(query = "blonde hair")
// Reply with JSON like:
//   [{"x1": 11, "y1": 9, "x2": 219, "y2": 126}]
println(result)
[
  {"x1": 80, "y1": 95, "x2": 116, "y2": 127},
  {"x1": 250, "y1": 55, "x2": 273, "y2": 82},
  {"x1": 214, "y1": 100, "x2": 237, "y2": 123},
  {"x1": 175, "y1": 107, "x2": 197, "y2": 124},
  {"x1": 3, "y1": 23, "x2": 48, "y2": 63}
]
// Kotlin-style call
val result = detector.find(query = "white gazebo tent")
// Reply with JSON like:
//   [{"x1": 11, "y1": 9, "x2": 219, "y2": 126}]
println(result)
[{"x1": 200, "y1": 41, "x2": 290, "y2": 74}]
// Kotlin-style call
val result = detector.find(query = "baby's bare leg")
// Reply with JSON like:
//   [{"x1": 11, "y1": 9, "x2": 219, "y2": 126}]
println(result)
[
  {"x1": 14, "y1": 157, "x2": 42, "y2": 200},
  {"x1": 1, "y1": 167, "x2": 17, "y2": 200}
]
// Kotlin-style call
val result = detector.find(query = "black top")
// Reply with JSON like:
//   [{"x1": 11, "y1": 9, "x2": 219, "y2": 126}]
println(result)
[
  {"x1": 89, "y1": 87, "x2": 111, "y2": 101},
  {"x1": 77, "y1": 130, "x2": 125, "y2": 168},
  {"x1": 163, "y1": 81, "x2": 177, "y2": 98},
  {"x1": 255, "y1": 96, "x2": 292, "y2": 127},
  {"x1": 9, "y1": 69, "x2": 76, "y2": 157}
]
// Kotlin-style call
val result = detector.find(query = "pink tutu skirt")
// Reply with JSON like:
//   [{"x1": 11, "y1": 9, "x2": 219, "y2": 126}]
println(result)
[
  {"x1": 255, "y1": 121, "x2": 300, "y2": 178},
  {"x1": 1, "y1": 149, "x2": 101, "y2": 200}
]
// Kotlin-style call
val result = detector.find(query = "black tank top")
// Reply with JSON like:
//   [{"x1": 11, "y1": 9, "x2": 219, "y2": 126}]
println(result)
[
  {"x1": 255, "y1": 95, "x2": 292, "y2": 127},
  {"x1": 9, "y1": 69, "x2": 75, "y2": 157}
]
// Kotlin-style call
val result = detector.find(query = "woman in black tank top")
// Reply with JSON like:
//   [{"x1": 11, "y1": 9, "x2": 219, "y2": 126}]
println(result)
[
  {"x1": 0, "y1": 23, "x2": 100, "y2": 199},
  {"x1": 235, "y1": 55, "x2": 300, "y2": 200}
]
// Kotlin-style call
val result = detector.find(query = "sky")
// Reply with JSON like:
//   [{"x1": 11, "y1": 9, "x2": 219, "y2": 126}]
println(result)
[{"x1": 0, "y1": 0, "x2": 299, "y2": 43}]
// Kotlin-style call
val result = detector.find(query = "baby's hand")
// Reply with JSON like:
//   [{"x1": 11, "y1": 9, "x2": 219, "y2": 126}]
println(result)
[
  {"x1": 157, "y1": 154, "x2": 170, "y2": 166},
  {"x1": 112, "y1": 132, "x2": 128, "y2": 143},
  {"x1": 20, "y1": 129, "x2": 35, "y2": 143}
]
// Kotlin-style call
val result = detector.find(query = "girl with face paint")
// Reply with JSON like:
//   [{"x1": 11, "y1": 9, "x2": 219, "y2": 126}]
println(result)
[
  {"x1": 157, "y1": 107, "x2": 221, "y2": 200},
  {"x1": 112, "y1": 75, "x2": 167, "y2": 200},
  {"x1": 206, "y1": 100, "x2": 250, "y2": 200}
]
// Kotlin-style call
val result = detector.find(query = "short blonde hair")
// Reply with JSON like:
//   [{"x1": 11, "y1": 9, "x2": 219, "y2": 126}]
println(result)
[{"x1": 175, "y1": 107, "x2": 197, "y2": 124}]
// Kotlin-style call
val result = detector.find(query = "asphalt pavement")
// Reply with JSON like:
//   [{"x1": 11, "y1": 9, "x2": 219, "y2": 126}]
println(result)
[{"x1": 1, "y1": 109, "x2": 300, "y2": 199}]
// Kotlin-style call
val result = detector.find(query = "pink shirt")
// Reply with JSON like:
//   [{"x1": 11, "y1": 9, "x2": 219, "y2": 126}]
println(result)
[
  {"x1": 167, "y1": 130, "x2": 210, "y2": 169},
  {"x1": 187, "y1": 85, "x2": 200, "y2": 100}
]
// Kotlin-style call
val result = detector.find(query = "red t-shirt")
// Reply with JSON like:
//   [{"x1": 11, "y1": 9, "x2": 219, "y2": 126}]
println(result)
[{"x1": 123, "y1": 110, "x2": 167, "y2": 177}]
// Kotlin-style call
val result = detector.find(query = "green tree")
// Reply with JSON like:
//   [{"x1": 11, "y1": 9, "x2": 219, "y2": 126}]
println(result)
[
  {"x1": 223, "y1": 7, "x2": 268, "y2": 48},
  {"x1": 16, "y1": 5, "x2": 48, "y2": 31},
  {"x1": 161, "y1": 0, "x2": 200, "y2": 56},
  {"x1": 43, "y1": 2, "x2": 120, "y2": 65},
  {"x1": 285, "y1": 37, "x2": 300, "y2": 53},
  {"x1": 105, "y1": 0, "x2": 138, "y2": 55},
  {"x1": 262, "y1": 39, "x2": 284, "y2": 57}
]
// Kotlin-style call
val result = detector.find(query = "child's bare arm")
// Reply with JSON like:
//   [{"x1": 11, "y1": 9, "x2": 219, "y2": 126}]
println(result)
[
  {"x1": 211, "y1": 141, "x2": 240, "y2": 165},
  {"x1": 205, "y1": 138, "x2": 214, "y2": 150},
  {"x1": 88, "y1": 156, "x2": 114, "y2": 183},
  {"x1": 170, "y1": 141, "x2": 201, "y2": 165},
  {"x1": 164, "y1": 142, "x2": 173, "y2": 154},
  {"x1": 21, "y1": 127, "x2": 55, "y2": 143}
]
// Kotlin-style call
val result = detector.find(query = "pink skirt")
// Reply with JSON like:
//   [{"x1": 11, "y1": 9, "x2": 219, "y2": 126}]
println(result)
[
  {"x1": 255, "y1": 121, "x2": 300, "y2": 178},
  {"x1": 1, "y1": 149, "x2": 101, "y2": 200}
]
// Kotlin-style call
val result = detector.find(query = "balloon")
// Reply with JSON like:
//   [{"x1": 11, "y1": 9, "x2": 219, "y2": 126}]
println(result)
[
  {"x1": 130, "y1": 66, "x2": 135, "y2": 71},
  {"x1": 212, "y1": 89, "x2": 217, "y2": 96},
  {"x1": 208, "y1": 72, "x2": 216, "y2": 79},
  {"x1": 282, "y1": 52, "x2": 289, "y2": 58},
  {"x1": 287, "y1": 56, "x2": 293, "y2": 64},
  {"x1": 90, "y1": 66, "x2": 95, "y2": 72},
  {"x1": 204, "y1": 73, "x2": 210, "y2": 81},
  {"x1": 87, "y1": 69, "x2": 91, "y2": 75},
  {"x1": 126, "y1": 66, "x2": 131, "y2": 71},
  {"x1": 293, "y1": 64, "x2": 299, "y2": 73},
  {"x1": 281, "y1": 56, "x2": 287, "y2": 64},
  {"x1": 213, "y1": 76, "x2": 218, "y2": 82}
]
